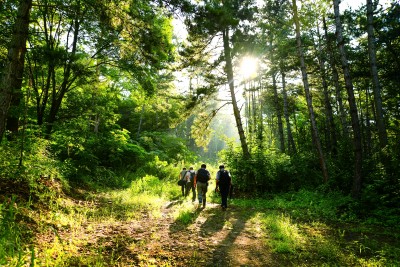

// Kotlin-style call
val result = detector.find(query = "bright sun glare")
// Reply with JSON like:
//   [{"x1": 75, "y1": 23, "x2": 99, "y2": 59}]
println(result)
[{"x1": 240, "y1": 57, "x2": 258, "y2": 80}]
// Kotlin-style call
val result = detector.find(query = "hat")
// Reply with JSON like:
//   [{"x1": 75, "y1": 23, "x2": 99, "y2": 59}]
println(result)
[{"x1": 219, "y1": 165, "x2": 224, "y2": 169}]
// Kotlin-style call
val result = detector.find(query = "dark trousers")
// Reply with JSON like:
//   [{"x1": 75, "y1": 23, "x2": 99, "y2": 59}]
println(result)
[
  {"x1": 181, "y1": 184, "x2": 185, "y2": 196},
  {"x1": 185, "y1": 181, "x2": 196, "y2": 201},
  {"x1": 220, "y1": 185, "x2": 230, "y2": 208}
]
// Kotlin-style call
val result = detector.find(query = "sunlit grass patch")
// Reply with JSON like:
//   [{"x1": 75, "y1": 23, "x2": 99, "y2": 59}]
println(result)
[
  {"x1": 0, "y1": 197, "x2": 33, "y2": 266},
  {"x1": 84, "y1": 178, "x2": 168, "y2": 221},
  {"x1": 260, "y1": 213, "x2": 303, "y2": 253},
  {"x1": 173, "y1": 202, "x2": 197, "y2": 225},
  {"x1": 129, "y1": 174, "x2": 176, "y2": 198},
  {"x1": 232, "y1": 189, "x2": 356, "y2": 222}
]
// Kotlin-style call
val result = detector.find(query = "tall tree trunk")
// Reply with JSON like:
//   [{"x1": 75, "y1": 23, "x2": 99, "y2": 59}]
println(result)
[
  {"x1": 292, "y1": 0, "x2": 329, "y2": 183},
  {"x1": 272, "y1": 71, "x2": 285, "y2": 152},
  {"x1": 367, "y1": 0, "x2": 387, "y2": 148},
  {"x1": 222, "y1": 27, "x2": 250, "y2": 159},
  {"x1": 333, "y1": 0, "x2": 363, "y2": 197},
  {"x1": 316, "y1": 23, "x2": 337, "y2": 154},
  {"x1": 257, "y1": 76, "x2": 264, "y2": 148},
  {"x1": 0, "y1": 0, "x2": 32, "y2": 142},
  {"x1": 252, "y1": 81, "x2": 257, "y2": 143},
  {"x1": 323, "y1": 16, "x2": 348, "y2": 138},
  {"x1": 281, "y1": 69, "x2": 296, "y2": 154},
  {"x1": 245, "y1": 82, "x2": 251, "y2": 141},
  {"x1": 364, "y1": 84, "x2": 372, "y2": 156}
]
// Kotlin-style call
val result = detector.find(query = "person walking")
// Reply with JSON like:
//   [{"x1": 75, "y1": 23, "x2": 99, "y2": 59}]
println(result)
[
  {"x1": 185, "y1": 166, "x2": 196, "y2": 202},
  {"x1": 178, "y1": 167, "x2": 187, "y2": 196},
  {"x1": 215, "y1": 165, "x2": 232, "y2": 210},
  {"x1": 194, "y1": 164, "x2": 210, "y2": 208}
]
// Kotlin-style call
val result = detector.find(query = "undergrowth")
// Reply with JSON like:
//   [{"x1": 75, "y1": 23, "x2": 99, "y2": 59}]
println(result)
[
  {"x1": 0, "y1": 171, "x2": 399, "y2": 266},
  {"x1": 233, "y1": 190, "x2": 400, "y2": 266}
]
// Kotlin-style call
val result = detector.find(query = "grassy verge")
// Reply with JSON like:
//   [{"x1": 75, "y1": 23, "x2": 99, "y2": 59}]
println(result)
[
  {"x1": 0, "y1": 173, "x2": 183, "y2": 266},
  {"x1": 0, "y1": 178, "x2": 399, "y2": 266},
  {"x1": 233, "y1": 190, "x2": 400, "y2": 266}
]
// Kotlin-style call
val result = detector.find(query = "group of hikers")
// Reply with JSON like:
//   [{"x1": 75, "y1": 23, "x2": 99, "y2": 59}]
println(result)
[{"x1": 178, "y1": 164, "x2": 232, "y2": 210}]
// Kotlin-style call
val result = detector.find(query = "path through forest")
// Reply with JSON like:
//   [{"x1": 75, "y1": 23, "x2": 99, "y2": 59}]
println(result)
[{"x1": 57, "y1": 199, "x2": 277, "y2": 266}]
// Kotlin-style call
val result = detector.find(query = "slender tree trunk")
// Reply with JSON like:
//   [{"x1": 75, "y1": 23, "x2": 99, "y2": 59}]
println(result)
[
  {"x1": 292, "y1": 0, "x2": 329, "y2": 183},
  {"x1": 367, "y1": 0, "x2": 387, "y2": 148},
  {"x1": 365, "y1": 84, "x2": 372, "y2": 156},
  {"x1": 333, "y1": 0, "x2": 363, "y2": 197},
  {"x1": 257, "y1": 76, "x2": 264, "y2": 148},
  {"x1": 357, "y1": 86, "x2": 367, "y2": 156},
  {"x1": 323, "y1": 16, "x2": 348, "y2": 138},
  {"x1": 316, "y1": 23, "x2": 337, "y2": 154},
  {"x1": 272, "y1": 71, "x2": 285, "y2": 152},
  {"x1": 222, "y1": 27, "x2": 250, "y2": 159},
  {"x1": 245, "y1": 82, "x2": 250, "y2": 140},
  {"x1": 281, "y1": 69, "x2": 296, "y2": 154},
  {"x1": 0, "y1": 0, "x2": 32, "y2": 142},
  {"x1": 252, "y1": 81, "x2": 257, "y2": 142}
]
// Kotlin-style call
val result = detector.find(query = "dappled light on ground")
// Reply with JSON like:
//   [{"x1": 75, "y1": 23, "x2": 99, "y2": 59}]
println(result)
[{"x1": 5, "y1": 187, "x2": 398, "y2": 266}]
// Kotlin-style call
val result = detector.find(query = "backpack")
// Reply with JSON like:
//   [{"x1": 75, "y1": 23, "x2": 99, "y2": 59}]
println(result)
[
  {"x1": 196, "y1": 168, "x2": 209, "y2": 183},
  {"x1": 218, "y1": 170, "x2": 230, "y2": 186},
  {"x1": 189, "y1": 171, "x2": 195, "y2": 182}
]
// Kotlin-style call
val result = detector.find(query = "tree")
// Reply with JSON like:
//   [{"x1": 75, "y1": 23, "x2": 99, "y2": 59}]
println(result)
[
  {"x1": 0, "y1": 0, "x2": 32, "y2": 142},
  {"x1": 280, "y1": 69, "x2": 296, "y2": 154},
  {"x1": 367, "y1": 0, "x2": 387, "y2": 149},
  {"x1": 25, "y1": 0, "x2": 175, "y2": 138},
  {"x1": 314, "y1": 20, "x2": 337, "y2": 154},
  {"x1": 222, "y1": 27, "x2": 251, "y2": 159},
  {"x1": 333, "y1": 0, "x2": 363, "y2": 197},
  {"x1": 292, "y1": 0, "x2": 329, "y2": 183},
  {"x1": 183, "y1": 0, "x2": 257, "y2": 159},
  {"x1": 322, "y1": 15, "x2": 349, "y2": 139},
  {"x1": 259, "y1": 0, "x2": 297, "y2": 154}
]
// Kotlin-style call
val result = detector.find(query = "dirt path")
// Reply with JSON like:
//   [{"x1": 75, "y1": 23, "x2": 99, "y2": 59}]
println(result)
[
  {"x1": 64, "y1": 200, "x2": 276, "y2": 266},
  {"x1": 153, "y1": 201, "x2": 275, "y2": 267}
]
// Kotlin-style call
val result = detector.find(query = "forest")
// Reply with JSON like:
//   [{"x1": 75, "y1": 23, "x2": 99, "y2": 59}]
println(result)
[{"x1": 0, "y1": 0, "x2": 399, "y2": 266}]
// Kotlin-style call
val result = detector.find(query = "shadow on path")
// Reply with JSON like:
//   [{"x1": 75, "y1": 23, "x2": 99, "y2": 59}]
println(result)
[{"x1": 205, "y1": 206, "x2": 257, "y2": 266}]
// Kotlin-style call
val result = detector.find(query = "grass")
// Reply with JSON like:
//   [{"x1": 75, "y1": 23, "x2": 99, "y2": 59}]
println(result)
[
  {"x1": 233, "y1": 191, "x2": 400, "y2": 266},
  {"x1": 0, "y1": 173, "x2": 182, "y2": 266},
  {"x1": 0, "y1": 176, "x2": 399, "y2": 266},
  {"x1": 174, "y1": 204, "x2": 197, "y2": 225},
  {"x1": 259, "y1": 212, "x2": 303, "y2": 253}
]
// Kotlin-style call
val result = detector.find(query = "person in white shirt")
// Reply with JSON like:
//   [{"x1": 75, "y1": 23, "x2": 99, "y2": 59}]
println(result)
[{"x1": 185, "y1": 166, "x2": 196, "y2": 202}]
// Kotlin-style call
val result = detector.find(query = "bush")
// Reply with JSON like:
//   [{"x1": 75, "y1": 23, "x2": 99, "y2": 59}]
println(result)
[{"x1": 220, "y1": 146, "x2": 298, "y2": 194}]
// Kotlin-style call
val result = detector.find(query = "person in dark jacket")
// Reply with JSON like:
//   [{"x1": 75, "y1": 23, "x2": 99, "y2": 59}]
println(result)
[
  {"x1": 215, "y1": 165, "x2": 232, "y2": 210},
  {"x1": 194, "y1": 164, "x2": 210, "y2": 208}
]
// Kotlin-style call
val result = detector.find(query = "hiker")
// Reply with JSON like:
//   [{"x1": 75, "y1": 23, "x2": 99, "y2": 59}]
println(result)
[
  {"x1": 185, "y1": 166, "x2": 196, "y2": 202},
  {"x1": 178, "y1": 167, "x2": 187, "y2": 196},
  {"x1": 194, "y1": 164, "x2": 210, "y2": 208},
  {"x1": 215, "y1": 165, "x2": 232, "y2": 210}
]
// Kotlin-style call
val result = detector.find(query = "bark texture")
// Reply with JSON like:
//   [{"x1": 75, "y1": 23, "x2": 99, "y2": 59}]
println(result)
[
  {"x1": 0, "y1": 0, "x2": 32, "y2": 141},
  {"x1": 333, "y1": 0, "x2": 363, "y2": 197}
]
